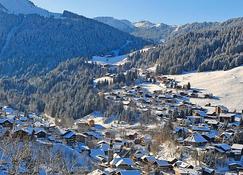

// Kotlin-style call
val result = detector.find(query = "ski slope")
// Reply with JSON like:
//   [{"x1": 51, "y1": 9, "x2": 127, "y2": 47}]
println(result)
[{"x1": 169, "y1": 66, "x2": 243, "y2": 112}]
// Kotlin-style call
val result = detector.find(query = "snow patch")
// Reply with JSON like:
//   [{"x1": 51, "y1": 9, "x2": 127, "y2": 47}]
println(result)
[
  {"x1": 139, "y1": 83, "x2": 164, "y2": 93},
  {"x1": 94, "y1": 76, "x2": 113, "y2": 84},
  {"x1": 134, "y1": 20, "x2": 155, "y2": 28},
  {"x1": 92, "y1": 54, "x2": 128, "y2": 65},
  {"x1": 0, "y1": 0, "x2": 59, "y2": 17}
]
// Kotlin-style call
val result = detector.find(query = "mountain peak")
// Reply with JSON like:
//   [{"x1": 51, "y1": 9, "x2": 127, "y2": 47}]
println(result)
[
  {"x1": 0, "y1": 0, "x2": 57, "y2": 17},
  {"x1": 133, "y1": 20, "x2": 156, "y2": 28},
  {"x1": 94, "y1": 16, "x2": 135, "y2": 33}
]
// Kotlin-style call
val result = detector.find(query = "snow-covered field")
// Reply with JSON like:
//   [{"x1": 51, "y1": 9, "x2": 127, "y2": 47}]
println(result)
[
  {"x1": 139, "y1": 83, "x2": 164, "y2": 93},
  {"x1": 169, "y1": 66, "x2": 243, "y2": 112},
  {"x1": 91, "y1": 47, "x2": 153, "y2": 66},
  {"x1": 92, "y1": 55, "x2": 128, "y2": 65}
]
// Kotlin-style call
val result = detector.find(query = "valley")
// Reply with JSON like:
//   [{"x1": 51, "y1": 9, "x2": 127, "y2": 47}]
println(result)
[
  {"x1": 0, "y1": 0, "x2": 242, "y2": 174},
  {"x1": 0, "y1": 68, "x2": 242, "y2": 174}
]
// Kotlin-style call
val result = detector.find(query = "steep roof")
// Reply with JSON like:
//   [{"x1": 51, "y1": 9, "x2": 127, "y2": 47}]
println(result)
[
  {"x1": 185, "y1": 132, "x2": 208, "y2": 143},
  {"x1": 115, "y1": 158, "x2": 133, "y2": 167}
]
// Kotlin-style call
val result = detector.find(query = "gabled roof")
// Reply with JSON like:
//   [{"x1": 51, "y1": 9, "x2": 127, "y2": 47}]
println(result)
[
  {"x1": 74, "y1": 143, "x2": 89, "y2": 152},
  {"x1": 92, "y1": 124, "x2": 106, "y2": 130},
  {"x1": 217, "y1": 105, "x2": 229, "y2": 112},
  {"x1": 231, "y1": 144, "x2": 243, "y2": 150},
  {"x1": 174, "y1": 161, "x2": 192, "y2": 168},
  {"x1": 0, "y1": 118, "x2": 14, "y2": 124},
  {"x1": 214, "y1": 143, "x2": 231, "y2": 152},
  {"x1": 202, "y1": 167, "x2": 215, "y2": 173},
  {"x1": 115, "y1": 158, "x2": 133, "y2": 167},
  {"x1": 6, "y1": 115, "x2": 16, "y2": 120},
  {"x1": 175, "y1": 167, "x2": 200, "y2": 175},
  {"x1": 141, "y1": 155, "x2": 156, "y2": 163},
  {"x1": 203, "y1": 130, "x2": 218, "y2": 139},
  {"x1": 110, "y1": 157, "x2": 122, "y2": 166},
  {"x1": 192, "y1": 125, "x2": 210, "y2": 132},
  {"x1": 90, "y1": 149, "x2": 106, "y2": 161},
  {"x1": 204, "y1": 107, "x2": 216, "y2": 115},
  {"x1": 20, "y1": 116, "x2": 28, "y2": 121},
  {"x1": 205, "y1": 119, "x2": 219, "y2": 125},
  {"x1": 13, "y1": 127, "x2": 33, "y2": 135},
  {"x1": 134, "y1": 149, "x2": 148, "y2": 159},
  {"x1": 84, "y1": 131, "x2": 103, "y2": 139},
  {"x1": 185, "y1": 132, "x2": 208, "y2": 143},
  {"x1": 99, "y1": 143, "x2": 110, "y2": 152},
  {"x1": 3, "y1": 106, "x2": 14, "y2": 114},
  {"x1": 220, "y1": 131, "x2": 234, "y2": 139},
  {"x1": 154, "y1": 159, "x2": 171, "y2": 167},
  {"x1": 193, "y1": 110, "x2": 207, "y2": 117},
  {"x1": 219, "y1": 113, "x2": 236, "y2": 118},
  {"x1": 62, "y1": 130, "x2": 76, "y2": 139},
  {"x1": 187, "y1": 116, "x2": 202, "y2": 120},
  {"x1": 34, "y1": 128, "x2": 47, "y2": 134},
  {"x1": 175, "y1": 127, "x2": 189, "y2": 134}
]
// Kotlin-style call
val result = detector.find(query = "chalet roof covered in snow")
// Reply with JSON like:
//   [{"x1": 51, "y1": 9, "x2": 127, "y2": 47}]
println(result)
[
  {"x1": 231, "y1": 144, "x2": 243, "y2": 150},
  {"x1": 192, "y1": 124, "x2": 210, "y2": 132},
  {"x1": 90, "y1": 149, "x2": 106, "y2": 161},
  {"x1": 184, "y1": 132, "x2": 208, "y2": 143},
  {"x1": 62, "y1": 130, "x2": 76, "y2": 139},
  {"x1": 154, "y1": 159, "x2": 171, "y2": 167},
  {"x1": 141, "y1": 155, "x2": 156, "y2": 163},
  {"x1": 115, "y1": 158, "x2": 134, "y2": 167},
  {"x1": 214, "y1": 143, "x2": 231, "y2": 152},
  {"x1": 0, "y1": 118, "x2": 14, "y2": 124}
]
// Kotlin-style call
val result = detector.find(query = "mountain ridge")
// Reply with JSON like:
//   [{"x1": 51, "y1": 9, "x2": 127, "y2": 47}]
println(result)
[
  {"x1": 128, "y1": 17, "x2": 243, "y2": 74},
  {"x1": 0, "y1": 0, "x2": 58, "y2": 17},
  {"x1": 0, "y1": 7, "x2": 149, "y2": 77}
]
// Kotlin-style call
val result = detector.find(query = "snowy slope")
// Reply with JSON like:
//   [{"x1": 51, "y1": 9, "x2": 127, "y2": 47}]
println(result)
[
  {"x1": 134, "y1": 20, "x2": 156, "y2": 28},
  {"x1": 0, "y1": 0, "x2": 57, "y2": 17},
  {"x1": 169, "y1": 66, "x2": 243, "y2": 112},
  {"x1": 94, "y1": 17, "x2": 135, "y2": 33},
  {"x1": 91, "y1": 47, "x2": 153, "y2": 65},
  {"x1": 92, "y1": 54, "x2": 128, "y2": 65}
]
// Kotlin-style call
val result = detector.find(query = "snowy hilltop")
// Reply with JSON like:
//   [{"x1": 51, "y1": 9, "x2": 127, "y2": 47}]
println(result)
[{"x1": 0, "y1": 0, "x2": 57, "y2": 17}]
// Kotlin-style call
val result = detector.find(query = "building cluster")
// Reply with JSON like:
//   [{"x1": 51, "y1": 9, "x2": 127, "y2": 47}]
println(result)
[
  {"x1": 0, "y1": 75, "x2": 242, "y2": 174},
  {"x1": 93, "y1": 76, "x2": 243, "y2": 174}
]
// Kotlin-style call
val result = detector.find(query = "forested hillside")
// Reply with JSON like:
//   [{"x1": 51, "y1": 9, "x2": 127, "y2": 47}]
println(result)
[
  {"x1": 0, "y1": 58, "x2": 107, "y2": 119},
  {"x1": 128, "y1": 18, "x2": 243, "y2": 74},
  {"x1": 0, "y1": 11, "x2": 148, "y2": 77},
  {"x1": 94, "y1": 17, "x2": 222, "y2": 43}
]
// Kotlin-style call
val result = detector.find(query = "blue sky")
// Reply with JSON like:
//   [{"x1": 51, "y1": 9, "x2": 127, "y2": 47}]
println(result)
[{"x1": 31, "y1": 0, "x2": 243, "y2": 25}]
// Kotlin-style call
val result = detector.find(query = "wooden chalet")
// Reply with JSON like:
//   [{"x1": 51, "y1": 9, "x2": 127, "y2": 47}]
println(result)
[
  {"x1": 0, "y1": 119, "x2": 14, "y2": 128},
  {"x1": 34, "y1": 128, "x2": 47, "y2": 138},
  {"x1": 12, "y1": 127, "x2": 33, "y2": 140}
]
